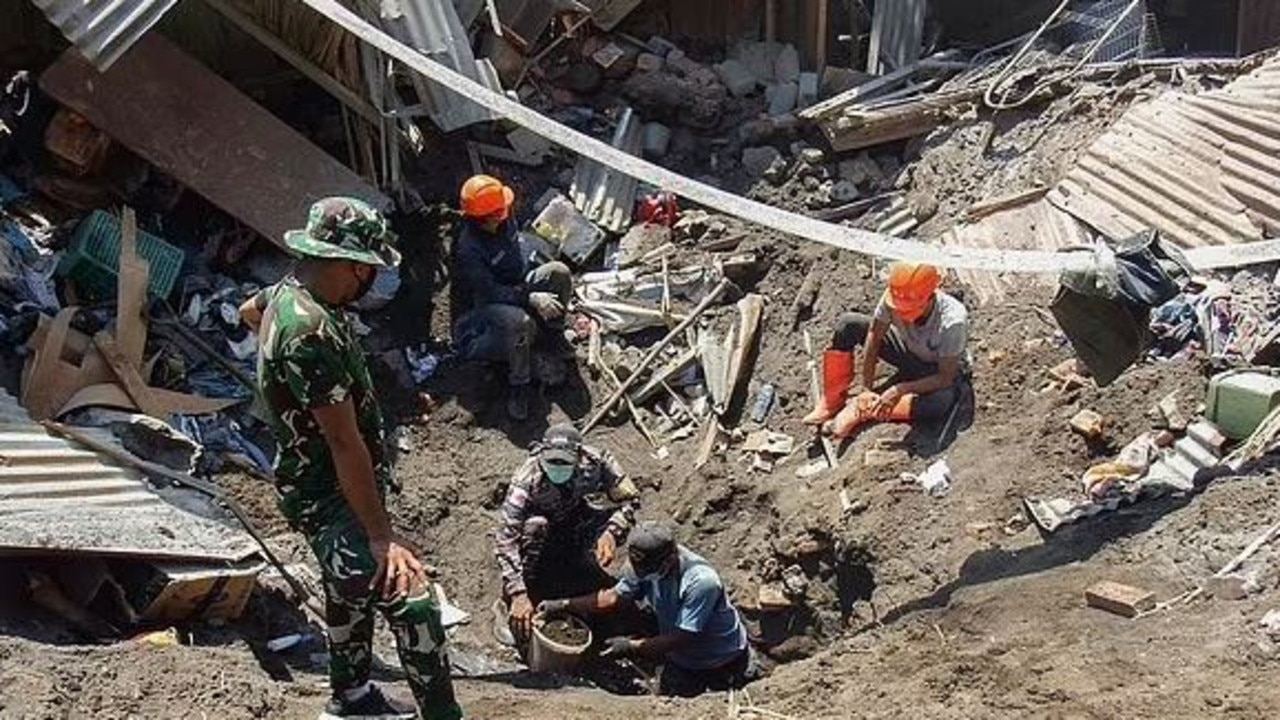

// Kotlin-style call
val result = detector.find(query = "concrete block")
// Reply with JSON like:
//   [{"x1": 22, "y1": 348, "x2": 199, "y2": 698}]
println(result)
[
  {"x1": 741, "y1": 146, "x2": 783, "y2": 178},
  {"x1": 798, "y1": 71, "x2": 819, "y2": 109},
  {"x1": 716, "y1": 59, "x2": 758, "y2": 98},
  {"x1": 830, "y1": 180, "x2": 860, "y2": 204},
  {"x1": 775, "y1": 44, "x2": 800, "y2": 84},
  {"x1": 733, "y1": 40, "x2": 780, "y2": 85},
  {"x1": 642, "y1": 122, "x2": 672, "y2": 158},
  {"x1": 635, "y1": 52, "x2": 664, "y2": 73},
  {"x1": 1085, "y1": 581, "x2": 1155, "y2": 618},
  {"x1": 766, "y1": 81, "x2": 798, "y2": 117}
]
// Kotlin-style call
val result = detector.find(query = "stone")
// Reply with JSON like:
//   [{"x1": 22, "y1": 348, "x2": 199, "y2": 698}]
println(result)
[
  {"x1": 798, "y1": 147, "x2": 826, "y2": 165},
  {"x1": 1070, "y1": 409, "x2": 1106, "y2": 440},
  {"x1": 635, "y1": 52, "x2": 664, "y2": 73},
  {"x1": 766, "y1": 81, "x2": 799, "y2": 116},
  {"x1": 647, "y1": 36, "x2": 680, "y2": 58},
  {"x1": 830, "y1": 180, "x2": 860, "y2": 204},
  {"x1": 666, "y1": 49, "x2": 718, "y2": 86},
  {"x1": 781, "y1": 564, "x2": 809, "y2": 597},
  {"x1": 763, "y1": 155, "x2": 789, "y2": 185},
  {"x1": 775, "y1": 44, "x2": 800, "y2": 84},
  {"x1": 715, "y1": 59, "x2": 758, "y2": 98},
  {"x1": 838, "y1": 152, "x2": 884, "y2": 187},
  {"x1": 742, "y1": 146, "x2": 784, "y2": 178},
  {"x1": 758, "y1": 584, "x2": 793, "y2": 611},
  {"x1": 1085, "y1": 581, "x2": 1155, "y2": 618},
  {"x1": 798, "y1": 71, "x2": 819, "y2": 109},
  {"x1": 642, "y1": 122, "x2": 672, "y2": 158},
  {"x1": 733, "y1": 40, "x2": 780, "y2": 85},
  {"x1": 1206, "y1": 574, "x2": 1251, "y2": 601}
]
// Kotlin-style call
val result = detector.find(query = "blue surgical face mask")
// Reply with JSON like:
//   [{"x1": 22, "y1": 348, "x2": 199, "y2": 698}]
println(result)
[{"x1": 543, "y1": 461, "x2": 575, "y2": 486}]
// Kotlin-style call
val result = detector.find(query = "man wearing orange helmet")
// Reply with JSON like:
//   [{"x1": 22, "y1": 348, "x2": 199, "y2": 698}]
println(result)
[
  {"x1": 803, "y1": 261, "x2": 969, "y2": 438},
  {"x1": 452, "y1": 175, "x2": 574, "y2": 421}
]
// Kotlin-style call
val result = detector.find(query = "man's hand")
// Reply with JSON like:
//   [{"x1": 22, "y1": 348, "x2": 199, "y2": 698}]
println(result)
[
  {"x1": 875, "y1": 384, "x2": 903, "y2": 416},
  {"x1": 509, "y1": 593, "x2": 535, "y2": 639},
  {"x1": 369, "y1": 534, "x2": 427, "y2": 600},
  {"x1": 600, "y1": 636, "x2": 637, "y2": 658},
  {"x1": 528, "y1": 292, "x2": 565, "y2": 321},
  {"x1": 595, "y1": 532, "x2": 617, "y2": 568}
]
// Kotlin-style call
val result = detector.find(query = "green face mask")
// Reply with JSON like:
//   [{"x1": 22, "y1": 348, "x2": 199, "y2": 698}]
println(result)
[{"x1": 543, "y1": 461, "x2": 575, "y2": 486}]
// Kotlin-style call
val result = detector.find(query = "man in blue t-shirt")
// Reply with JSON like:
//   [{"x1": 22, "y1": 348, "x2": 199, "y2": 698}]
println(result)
[{"x1": 540, "y1": 523, "x2": 758, "y2": 696}]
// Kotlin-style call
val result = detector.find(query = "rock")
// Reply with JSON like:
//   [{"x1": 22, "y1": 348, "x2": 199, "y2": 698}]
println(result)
[
  {"x1": 798, "y1": 71, "x2": 819, "y2": 109},
  {"x1": 666, "y1": 49, "x2": 719, "y2": 87},
  {"x1": 1070, "y1": 409, "x2": 1106, "y2": 440},
  {"x1": 622, "y1": 72, "x2": 725, "y2": 129},
  {"x1": 798, "y1": 147, "x2": 826, "y2": 165},
  {"x1": 733, "y1": 40, "x2": 780, "y2": 85},
  {"x1": 766, "y1": 81, "x2": 799, "y2": 116},
  {"x1": 635, "y1": 52, "x2": 664, "y2": 73},
  {"x1": 642, "y1": 122, "x2": 672, "y2": 158},
  {"x1": 742, "y1": 146, "x2": 784, "y2": 178},
  {"x1": 715, "y1": 59, "x2": 758, "y2": 97},
  {"x1": 1261, "y1": 608, "x2": 1280, "y2": 637},
  {"x1": 1085, "y1": 581, "x2": 1155, "y2": 618},
  {"x1": 775, "y1": 44, "x2": 800, "y2": 84},
  {"x1": 838, "y1": 152, "x2": 884, "y2": 187},
  {"x1": 781, "y1": 564, "x2": 809, "y2": 597},
  {"x1": 830, "y1": 180, "x2": 861, "y2": 204},
  {"x1": 560, "y1": 62, "x2": 603, "y2": 94},
  {"x1": 758, "y1": 584, "x2": 793, "y2": 611},
  {"x1": 1206, "y1": 574, "x2": 1251, "y2": 601}
]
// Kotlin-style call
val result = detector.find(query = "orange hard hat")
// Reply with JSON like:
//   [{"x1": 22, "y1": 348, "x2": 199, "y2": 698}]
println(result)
[
  {"x1": 460, "y1": 175, "x2": 515, "y2": 221},
  {"x1": 885, "y1": 262, "x2": 941, "y2": 321}
]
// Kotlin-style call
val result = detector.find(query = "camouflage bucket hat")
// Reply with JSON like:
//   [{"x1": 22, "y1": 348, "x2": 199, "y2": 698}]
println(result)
[{"x1": 284, "y1": 196, "x2": 401, "y2": 268}]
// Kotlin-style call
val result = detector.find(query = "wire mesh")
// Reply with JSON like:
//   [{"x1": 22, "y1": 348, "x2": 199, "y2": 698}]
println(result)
[{"x1": 1060, "y1": 0, "x2": 1163, "y2": 62}]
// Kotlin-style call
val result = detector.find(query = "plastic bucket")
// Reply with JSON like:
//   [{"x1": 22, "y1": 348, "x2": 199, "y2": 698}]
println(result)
[{"x1": 528, "y1": 611, "x2": 592, "y2": 672}]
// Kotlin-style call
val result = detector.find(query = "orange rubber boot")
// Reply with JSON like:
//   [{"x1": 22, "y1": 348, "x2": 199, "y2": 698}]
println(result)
[
  {"x1": 828, "y1": 391, "x2": 881, "y2": 438},
  {"x1": 885, "y1": 393, "x2": 917, "y2": 422},
  {"x1": 803, "y1": 350, "x2": 855, "y2": 425}
]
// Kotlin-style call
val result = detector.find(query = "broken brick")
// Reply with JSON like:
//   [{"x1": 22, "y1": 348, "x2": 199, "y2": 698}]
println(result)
[{"x1": 1085, "y1": 581, "x2": 1155, "y2": 618}]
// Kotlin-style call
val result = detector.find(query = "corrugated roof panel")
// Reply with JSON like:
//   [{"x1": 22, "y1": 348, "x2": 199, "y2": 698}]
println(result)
[
  {"x1": 570, "y1": 106, "x2": 643, "y2": 233},
  {"x1": 0, "y1": 390, "x2": 256, "y2": 561},
  {"x1": 1047, "y1": 56, "x2": 1280, "y2": 250},
  {"x1": 32, "y1": 0, "x2": 181, "y2": 71}
]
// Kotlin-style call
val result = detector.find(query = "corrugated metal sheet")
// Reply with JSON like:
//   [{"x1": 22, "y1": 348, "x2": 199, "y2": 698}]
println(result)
[
  {"x1": 32, "y1": 0, "x2": 180, "y2": 71},
  {"x1": 866, "y1": 0, "x2": 926, "y2": 75},
  {"x1": 1047, "y1": 56, "x2": 1280, "y2": 251},
  {"x1": 570, "y1": 106, "x2": 643, "y2": 233},
  {"x1": 374, "y1": 0, "x2": 501, "y2": 132},
  {"x1": 0, "y1": 390, "x2": 256, "y2": 561}
]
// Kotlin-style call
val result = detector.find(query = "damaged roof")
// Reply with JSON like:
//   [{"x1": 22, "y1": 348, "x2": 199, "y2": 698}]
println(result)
[
  {"x1": 1047, "y1": 56, "x2": 1280, "y2": 250},
  {"x1": 32, "y1": 0, "x2": 180, "y2": 70},
  {"x1": 0, "y1": 390, "x2": 258, "y2": 562}
]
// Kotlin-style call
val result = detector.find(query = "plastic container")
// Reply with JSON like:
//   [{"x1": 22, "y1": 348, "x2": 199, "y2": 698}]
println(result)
[
  {"x1": 1206, "y1": 369, "x2": 1280, "y2": 439},
  {"x1": 528, "y1": 612, "x2": 592, "y2": 673},
  {"x1": 57, "y1": 210, "x2": 184, "y2": 299}
]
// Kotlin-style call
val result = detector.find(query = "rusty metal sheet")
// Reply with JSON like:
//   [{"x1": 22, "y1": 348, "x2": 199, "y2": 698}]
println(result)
[
  {"x1": 1047, "y1": 56, "x2": 1280, "y2": 252},
  {"x1": 0, "y1": 390, "x2": 257, "y2": 562},
  {"x1": 39, "y1": 34, "x2": 389, "y2": 249}
]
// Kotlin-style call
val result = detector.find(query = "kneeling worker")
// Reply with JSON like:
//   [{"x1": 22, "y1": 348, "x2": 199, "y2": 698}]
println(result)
[
  {"x1": 541, "y1": 523, "x2": 757, "y2": 697},
  {"x1": 803, "y1": 261, "x2": 969, "y2": 438},
  {"x1": 451, "y1": 174, "x2": 574, "y2": 420},
  {"x1": 495, "y1": 423, "x2": 639, "y2": 643}
]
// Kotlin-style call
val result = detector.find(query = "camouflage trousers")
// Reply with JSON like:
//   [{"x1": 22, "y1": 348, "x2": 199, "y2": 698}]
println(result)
[{"x1": 310, "y1": 517, "x2": 463, "y2": 720}]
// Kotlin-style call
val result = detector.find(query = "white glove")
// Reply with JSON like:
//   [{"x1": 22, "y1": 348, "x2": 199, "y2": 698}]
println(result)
[{"x1": 528, "y1": 292, "x2": 565, "y2": 321}]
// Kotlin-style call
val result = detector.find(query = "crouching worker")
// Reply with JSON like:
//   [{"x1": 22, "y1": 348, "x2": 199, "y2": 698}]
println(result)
[
  {"x1": 451, "y1": 174, "x2": 574, "y2": 421},
  {"x1": 540, "y1": 523, "x2": 758, "y2": 697},
  {"x1": 495, "y1": 423, "x2": 639, "y2": 645},
  {"x1": 804, "y1": 261, "x2": 970, "y2": 439},
  {"x1": 254, "y1": 198, "x2": 461, "y2": 720}
]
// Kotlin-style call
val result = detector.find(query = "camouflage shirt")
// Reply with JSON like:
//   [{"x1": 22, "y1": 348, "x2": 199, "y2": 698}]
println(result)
[{"x1": 256, "y1": 277, "x2": 389, "y2": 533}]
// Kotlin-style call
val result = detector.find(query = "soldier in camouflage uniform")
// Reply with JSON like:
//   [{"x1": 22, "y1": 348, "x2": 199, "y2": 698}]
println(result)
[{"x1": 252, "y1": 197, "x2": 462, "y2": 720}]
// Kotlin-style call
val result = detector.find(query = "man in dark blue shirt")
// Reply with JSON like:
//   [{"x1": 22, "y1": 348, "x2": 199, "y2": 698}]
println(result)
[
  {"x1": 452, "y1": 175, "x2": 573, "y2": 420},
  {"x1": 541, "y1": 523, "x2": 759, "y2": 697}
]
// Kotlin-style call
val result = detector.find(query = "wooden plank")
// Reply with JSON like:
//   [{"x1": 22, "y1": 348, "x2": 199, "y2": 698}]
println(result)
[
  {"x1": 39, "y1": 35, "x2": 388, "y2": 248},
  {"x1": 115, "y1": 207, "x2": 149, "y2": 369}
]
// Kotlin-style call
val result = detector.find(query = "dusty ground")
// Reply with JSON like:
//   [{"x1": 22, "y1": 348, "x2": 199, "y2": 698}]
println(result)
[{"x1": 4, "y1": 57, "x2": 1280, "y2": 720}]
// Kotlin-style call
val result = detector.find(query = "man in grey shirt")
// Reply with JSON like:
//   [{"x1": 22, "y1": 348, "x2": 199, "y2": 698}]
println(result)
[{"x1": 803, "y1": 262, "x2": 970, "y2": 438}]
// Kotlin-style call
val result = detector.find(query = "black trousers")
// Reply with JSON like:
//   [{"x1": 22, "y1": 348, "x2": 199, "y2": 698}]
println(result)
[
  {"x1": 659, "y1": 648, "x2": 759, "y2": 697},
  {"x1": 830, "y1": 312, "x2": 961, "y2": 422}
]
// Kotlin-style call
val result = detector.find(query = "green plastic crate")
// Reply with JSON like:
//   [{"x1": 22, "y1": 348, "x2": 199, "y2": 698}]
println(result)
[{"x1": 57, "y1": 210, "x2": 185, "y2": 299}]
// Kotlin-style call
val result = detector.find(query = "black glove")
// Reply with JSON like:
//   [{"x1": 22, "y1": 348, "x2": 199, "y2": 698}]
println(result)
[
  {"x1": 600, "y1": 636, "x2": 637, "y2": 658},
  {"x1": 537, "y1": 598, "x2": 571, "y2": 615}
]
